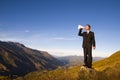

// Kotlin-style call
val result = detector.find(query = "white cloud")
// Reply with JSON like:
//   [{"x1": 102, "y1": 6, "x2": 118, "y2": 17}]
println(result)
[
  {"x1": 52, "y1": 37, "x2": 65, "y2": 40},
  {"x1": 37, "y1": 48, "x2": 83, "y2": 56},
  {"x1": 52, "y1": 37, "x2": 78, "y2": 41},
  {"x1": 0, "y1": 32, "x2": 113, "y2": 57},
  {"x1": 25, "y1": 30, "x2": 30, "y2": 33},
  {"x1": 0, "y1": 31, "x2": 115, "y2": 57},
  {"x1": 37, "y1": 48, "x2": 110, "y2": 57},
  {"x1": 0, "y1": 37, "x2": 26, "y2": 42},
  {"x1": 0, "y1": 33, "x2": 27, "y2": 42}
]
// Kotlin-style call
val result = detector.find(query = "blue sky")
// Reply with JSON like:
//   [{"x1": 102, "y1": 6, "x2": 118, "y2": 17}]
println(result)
[{"x1": 0, "y1": 0, "x2": 120, "y2": 57}]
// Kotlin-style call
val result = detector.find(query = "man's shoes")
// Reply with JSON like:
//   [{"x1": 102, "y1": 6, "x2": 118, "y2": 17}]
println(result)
[
  {"x1": 82, "y1": 64, "x2": 93, "y2": 69},
  {"x1": 82, "y1": 65, "x2": 88, "y2": 67},
  {"x1": 83, "y1": 65, "x2": 87, "y2": 66},
  {"x1": 83, "y1": 65, "x2": 92, "y2": 68},
  {"x1": 87, "y1": 66, "x2": 93, "y2": 68}
]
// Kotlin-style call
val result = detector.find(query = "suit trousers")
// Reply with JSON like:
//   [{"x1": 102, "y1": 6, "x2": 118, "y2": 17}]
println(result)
[{"x1": 83, "y1": 47, "x2": 92, "y2": 68}]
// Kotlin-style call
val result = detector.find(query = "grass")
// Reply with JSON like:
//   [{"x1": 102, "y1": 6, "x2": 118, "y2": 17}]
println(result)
[
  {"x1": 93, "y1": 51, "x2": 120, "y2": 71},
  {"x1": 0, "y1": 76, "x2": 10, "y2": 80}
]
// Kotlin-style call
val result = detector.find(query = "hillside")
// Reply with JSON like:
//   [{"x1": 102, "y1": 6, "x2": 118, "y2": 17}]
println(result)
[
  {"x1": 15, "y1": 50, "x2": 120, "y2": 80},
  {"x1": 93, "y1": 51, "x2": 120, "y2": 71},
  {"x1": 0, "y1": 41, "x2": 63, "y2": 76},
  {"x1": 15, "y1": 66, "x2": 108, "y2": 80},
  {"x1": 93, "y1": 51, "x2": 120, "y2": 80}
]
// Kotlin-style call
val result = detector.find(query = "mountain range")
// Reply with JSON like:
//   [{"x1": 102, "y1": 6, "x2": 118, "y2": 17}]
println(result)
[{"x1": 0, "y1": 41, "x2": 63, "y2": 76}]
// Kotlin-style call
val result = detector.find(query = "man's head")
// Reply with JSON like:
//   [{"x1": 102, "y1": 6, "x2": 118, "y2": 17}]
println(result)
[{"x1": 85, "y1": 24, "x2": 91, "y2": 31}]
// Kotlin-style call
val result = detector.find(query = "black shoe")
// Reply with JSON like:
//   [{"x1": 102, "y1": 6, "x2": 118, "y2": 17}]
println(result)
[
  {"x1": 82, "y1": 65, "x2": 88, "y2": 67},
  {"x1": 88, "y1": 66, "x2": 92, "y2": 68}
]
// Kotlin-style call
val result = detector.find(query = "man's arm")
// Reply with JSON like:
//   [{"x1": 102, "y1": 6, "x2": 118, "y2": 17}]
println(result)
[
  {"x1": 78, "y1": 29, "x2": 83, "y2": 36},
  {"x1": 92, "y1": 32, "x2": 96, "y2": 48}
]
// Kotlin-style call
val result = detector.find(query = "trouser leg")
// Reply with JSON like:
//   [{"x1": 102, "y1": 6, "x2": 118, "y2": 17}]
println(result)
[
  {"x1": 87, "y1": 47, "x2": 92, "y2": 68},
  {"x1": 83, "y1": 48, "x2": 88, "y2": 66}
]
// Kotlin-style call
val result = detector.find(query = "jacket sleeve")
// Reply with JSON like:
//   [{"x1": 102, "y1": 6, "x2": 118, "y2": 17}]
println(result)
[
  {"x1": 92, "y1": 32, "x2": 96, "y2": 47},
  {"x1": 78, "y1": 29, "x2": 83, "y2": 36}
]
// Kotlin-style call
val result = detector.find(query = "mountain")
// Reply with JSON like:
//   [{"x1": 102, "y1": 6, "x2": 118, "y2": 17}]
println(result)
[
  {"x1": 0, "y1": 41, "x2": 63, "y2": 76},
  {"x1": 57, "y1": 56, "x2": 104, "y2": 66},
  {"x1": 93, "y1": 51, "x2": 120, "y2": 80},
  {"x1": 15, "y1": 50, "x2": 120, "y2": 80}
]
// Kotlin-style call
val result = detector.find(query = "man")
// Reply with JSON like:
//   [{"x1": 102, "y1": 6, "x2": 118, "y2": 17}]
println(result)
[{"x1": 78, "y1": 24, "x2": 96, "y2": 68}]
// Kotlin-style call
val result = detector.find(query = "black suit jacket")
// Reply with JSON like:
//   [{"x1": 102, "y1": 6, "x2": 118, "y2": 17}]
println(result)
[{"x1": 78, "y1": 29, "x2": 96, "y2": 48}]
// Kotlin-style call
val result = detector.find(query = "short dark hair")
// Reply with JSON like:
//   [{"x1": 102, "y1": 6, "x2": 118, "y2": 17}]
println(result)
[{"x1": 86, "y1": 24, "x2": 91, "y2": 29}]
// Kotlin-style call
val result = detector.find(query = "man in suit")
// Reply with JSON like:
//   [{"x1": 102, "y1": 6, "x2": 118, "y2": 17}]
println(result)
[{"x1": 78, "y1": 24, "x2": 96, "y2": 68}]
